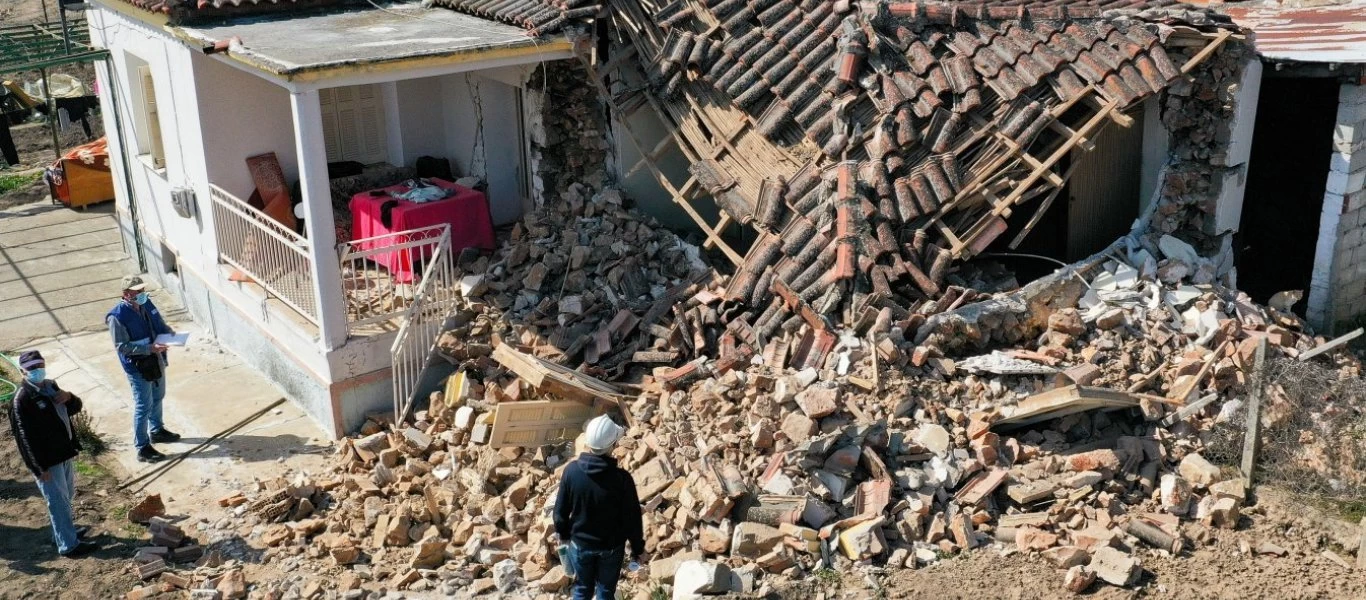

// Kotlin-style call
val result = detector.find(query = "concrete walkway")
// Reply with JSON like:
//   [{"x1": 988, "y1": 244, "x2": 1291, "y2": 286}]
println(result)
[
  {"x1": 0, "y1": 200, "x2": 134, "y2": 350},
  {"x1": 2, "y1": 199, "x2": 331, "y2": 514}
]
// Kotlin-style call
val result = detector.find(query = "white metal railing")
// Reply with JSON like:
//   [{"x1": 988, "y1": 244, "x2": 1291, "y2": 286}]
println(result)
[
  {"x1": 339, "y1": 224, "x2": 455, "y2": 332},
  {"x1": 384, "y1": 226, "x2": 458, "y2": 422},
  {"x1": 209, "y1": 185, "x2": 319, "y2": 325}
]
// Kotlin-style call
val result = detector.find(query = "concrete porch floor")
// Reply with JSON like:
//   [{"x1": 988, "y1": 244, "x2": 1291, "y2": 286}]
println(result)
[{"x1": 3, "y1": 199, "x2": 332, "y2": 515}]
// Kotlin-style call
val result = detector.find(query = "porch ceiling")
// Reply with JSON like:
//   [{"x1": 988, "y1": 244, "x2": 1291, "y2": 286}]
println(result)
[{"x1": 173, "y1": 3, "x2": 571, "y2": 82}]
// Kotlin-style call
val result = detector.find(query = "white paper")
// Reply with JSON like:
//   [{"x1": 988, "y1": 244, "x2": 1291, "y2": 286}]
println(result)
[{"x1": 155, "y1": 333, "x2": 190, "y2": 346}]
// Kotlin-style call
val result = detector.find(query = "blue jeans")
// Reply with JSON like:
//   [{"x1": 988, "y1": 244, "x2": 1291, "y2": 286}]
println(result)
[
  {"x1": 126, "y1": 373, "x2": 166, "y2": 449},
  {"x1": 36, "y1": 459, "x2": 78, "y2": 554},
  {"x1": 571, "y1": 544, "x2": 624, "y2": 600}
]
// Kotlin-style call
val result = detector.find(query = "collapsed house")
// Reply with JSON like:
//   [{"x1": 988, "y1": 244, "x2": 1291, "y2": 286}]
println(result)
[{"x1": 94, "y1": 0, "x2": 1366, "y2": 597}]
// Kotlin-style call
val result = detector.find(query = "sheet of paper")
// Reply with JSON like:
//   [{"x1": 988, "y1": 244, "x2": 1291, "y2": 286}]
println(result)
[{"x1": 155, "y1": 333, "x2": 190, "y2": 346}]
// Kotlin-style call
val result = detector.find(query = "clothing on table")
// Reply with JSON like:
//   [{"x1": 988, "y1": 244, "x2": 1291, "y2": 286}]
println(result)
[
  {"x1": 10, "y1": 378, "x2": 84, "y2": 555},
  {"x1": 553, "y1": 452, "x2": 646, "y2": 552},
  {"x1": 379, "y1": 178, "x2": 454, "y2": 204},
  {"x1": 570, "y1": 544, "x2": 624, "y2": 600}
]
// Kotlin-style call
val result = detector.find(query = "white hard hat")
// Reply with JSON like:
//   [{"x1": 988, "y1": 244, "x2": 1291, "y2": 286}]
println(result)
[{"x1": 584, "y1": 415, "x2": 624, "y2": 454}]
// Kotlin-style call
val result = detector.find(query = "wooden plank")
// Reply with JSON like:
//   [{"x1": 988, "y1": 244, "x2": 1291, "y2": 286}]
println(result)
[
  {"x1": 993, "y1": 385, "x2": 1139, "y2": 431},
  {"x1": 1298, "y1": 327, "x2": 1362, "y2": 362},
  {"x1": 1168, "y1": 341, "x2": 1231, "y2": 404},
  {"x1": 1159, "y1": 392, "x2": 1220, "y2": 427},
  {"x1": 492, "y1": 344, "x2": 626, "y2": 405},
  {"x1": 1181, "y1": 30, "x2": 1232, "y2": 74},
  {"x1": 1240, "y1": 337, "x2": 1268, "y2": 491}
]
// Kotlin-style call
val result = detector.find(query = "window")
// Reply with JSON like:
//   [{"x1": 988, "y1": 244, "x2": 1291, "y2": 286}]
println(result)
[
  {"x1": 319, "y1": 84, "x2": 387, "y2": 164},
  {"x1": 135, "y1": 64, "x2": 166, "y2": 169}
]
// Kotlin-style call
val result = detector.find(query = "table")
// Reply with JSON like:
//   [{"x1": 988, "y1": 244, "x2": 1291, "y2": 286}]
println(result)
[{"x1": 349, "y1": 178, "x2": 494, "y2": 282}]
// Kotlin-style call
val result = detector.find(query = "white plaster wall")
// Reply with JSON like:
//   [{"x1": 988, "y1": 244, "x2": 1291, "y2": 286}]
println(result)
[
  {"x1": 441, "y1": 73, "x2": 527, "y2": 225},
  {"x1": 193, "y1": 53, "x2": 299, "y2": 203},
  {"x1": 90, "y1": 7, "x2": 209, "y2": 274},
  {"x1": 395, "y1": 77, "x2": 446, "y2": 165},
  {"x1": 1139, "y1": 96, "x2": 1169, "y2": 216},
  {"x1": 1211, "y1": 58, "x2": 1263, "y2": 235}
]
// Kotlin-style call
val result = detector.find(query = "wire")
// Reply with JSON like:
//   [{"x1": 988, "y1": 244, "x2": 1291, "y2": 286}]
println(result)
[{"x1": 974, "y1": 251, "x2": 1070, "y2": 268}]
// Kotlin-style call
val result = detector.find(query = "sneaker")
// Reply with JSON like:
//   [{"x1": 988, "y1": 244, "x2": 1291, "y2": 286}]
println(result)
[
  {"x1": 59, "y1": 541, "x2": 98, "y2": 558},
  {"x1": 150, "y1": 429, "x2": 181, "y2": 443},
  {"x1": 75, "y1": 526, "x2": 91, "y2": 539},
  {"x1": 136, "y1": 446, "x2": 166, "y2": 463}
]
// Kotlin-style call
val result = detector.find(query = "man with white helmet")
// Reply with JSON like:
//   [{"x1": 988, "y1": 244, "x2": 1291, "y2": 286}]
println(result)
[{"x1": 553, "y1": 414, "x2": 647, "y2": 600}]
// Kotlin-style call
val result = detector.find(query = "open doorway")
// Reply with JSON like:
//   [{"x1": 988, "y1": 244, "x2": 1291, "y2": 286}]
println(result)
[{"x1": 1236, "y1": 76, "x2": 1340, "y2": 313}]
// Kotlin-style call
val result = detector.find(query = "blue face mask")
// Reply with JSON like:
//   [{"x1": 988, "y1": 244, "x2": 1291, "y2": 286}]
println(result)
[
  {"x1": 134, "y1": 292, "x2": 149, "y2": 305},
  {"x1": 24, "y1": 369, "x2": 45, "y2": 384}
]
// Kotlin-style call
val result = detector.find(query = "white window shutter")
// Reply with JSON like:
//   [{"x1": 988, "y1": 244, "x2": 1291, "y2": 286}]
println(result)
[
  {"x1": 138, "y1": 66, "x2": 165, "y2": 168},
  {"x1": 319, "y1": 84, "x2": 387, "y2": 165}
]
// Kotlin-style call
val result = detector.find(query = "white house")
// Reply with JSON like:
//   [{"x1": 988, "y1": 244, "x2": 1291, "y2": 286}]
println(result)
[{"x1": 87, "y1": 0, "x2": 575, "y2": 437}]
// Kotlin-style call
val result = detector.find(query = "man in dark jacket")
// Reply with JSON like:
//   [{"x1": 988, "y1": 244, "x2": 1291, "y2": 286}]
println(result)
[
  {"x1": 9, "y1": 351, "x2": 97, "y2": 557},
  {"x1": 553, "y1": 415, "x2": 647, "y2": 600},
  {"x1": 107, "y1": 274, "x2": 180, "y2": 463}
]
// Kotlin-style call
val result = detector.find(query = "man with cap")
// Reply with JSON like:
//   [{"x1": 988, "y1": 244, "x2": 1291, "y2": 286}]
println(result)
[
  {"x1": 9, "y1": 351, "x2": 98, "y2": 557},
  {"x1": 553, "y1": 414, "x2": 647, "y2": 600},
  {"x1": 107, "y1": 274, "x2": 180, "y2": 463}
]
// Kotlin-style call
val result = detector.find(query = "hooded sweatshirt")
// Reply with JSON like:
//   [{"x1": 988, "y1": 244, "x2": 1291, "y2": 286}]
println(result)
[{"x1": 553, "y1": 453, "x2": 646, "y2": 555}]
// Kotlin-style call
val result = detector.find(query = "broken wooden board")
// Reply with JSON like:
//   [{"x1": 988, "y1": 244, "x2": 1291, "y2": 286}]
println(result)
[
  {"x1": 487, "y1": 400, "x2": 596, "y2": 448},
  {"x1": 492, "y1": 343, "x2": 628, "y2": 405},
  {"x1": 1298, "y1": 327, "x2": 1363, "y2": 362},
  {"x1": 992, "y1": 385, "x2": 1139, "y2": 432}
]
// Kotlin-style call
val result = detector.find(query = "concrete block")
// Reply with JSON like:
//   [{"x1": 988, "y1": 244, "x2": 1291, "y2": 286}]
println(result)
[
  {"x1": 1212, "y1": 167, "x2": 1249, "y2": 234},
  {"x1": 1330, "y1": 168, "x2": 1366, "y2": 196},
  {"x1": 1330, "y1": 149, "x2": 1366, "y2": 175},
  {"x1": 1341, "y1": 83, "x2": 1366, "y2": 107},
  {"x1": 1347, "y1": 190, "x2": 1366, "y2": 214},
  {"x1": 1224, "y1": 58, "x2": 1261, "y2": 168}
]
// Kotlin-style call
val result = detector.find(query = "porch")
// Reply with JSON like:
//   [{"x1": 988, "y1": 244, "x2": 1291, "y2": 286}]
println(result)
[{"x1": 89, "y1": 1, "x2": 572, "y2": 435}]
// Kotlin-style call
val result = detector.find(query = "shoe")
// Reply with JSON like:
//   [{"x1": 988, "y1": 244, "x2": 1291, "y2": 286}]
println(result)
[
  {"x1": 59, "y1": 541, "x2": 98, "y2": 558},
  {"x1": 75, "y1": 526, "x2": 91, "y2": 539},
  {"x1": 151, "y1": 429, "x2": 181, "y2": 443},
  {"x1": 136, "y1": 446, "x2": 166, "y2": 463}
]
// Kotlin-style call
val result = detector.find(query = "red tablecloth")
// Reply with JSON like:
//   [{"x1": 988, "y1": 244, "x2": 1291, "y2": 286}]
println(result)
[{"x1": 349, "y1": 179, "x2": 494, "y2": 282}]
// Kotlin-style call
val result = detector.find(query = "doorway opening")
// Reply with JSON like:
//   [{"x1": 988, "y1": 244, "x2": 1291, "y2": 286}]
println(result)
[{"x1": 1236, "y1": 76, "x2": 1339, "y2": 314}]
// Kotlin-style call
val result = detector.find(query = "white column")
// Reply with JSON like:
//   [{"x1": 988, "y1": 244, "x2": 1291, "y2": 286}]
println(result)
[
  {"x1": 381, "y1": 81, "x2": 405, "y2": 167},
  {"x1": 290, "y1": 89, "x2": 348, "y2": 350}
]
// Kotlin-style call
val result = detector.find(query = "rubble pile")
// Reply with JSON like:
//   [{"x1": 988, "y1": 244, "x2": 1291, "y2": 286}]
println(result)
[
  {"x1": 123, "y1": 496, "x2": 249, "y2": 600},
  {"x1": 436, "y1": 186, "x2": 712, "y2": 377},
  {"x1": 213, "y1": 213, "x2": 1364, "y2": 599}
]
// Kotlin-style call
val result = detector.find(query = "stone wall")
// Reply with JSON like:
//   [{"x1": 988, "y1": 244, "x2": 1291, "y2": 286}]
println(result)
[{"x1": 525, "y1": 60, "x2": 613, "y2": 209}]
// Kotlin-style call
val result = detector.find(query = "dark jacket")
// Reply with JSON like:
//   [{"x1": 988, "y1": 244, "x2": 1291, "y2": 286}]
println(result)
[
  {"x1": 108, "y1": 299, "x2": 173, "y2": 377},
  {"x1": 553, "y1": 453, "x2": 646, "y2": 555},
  {"x1": 9, "y1": 379, "x2": 83, "y2": 477}
]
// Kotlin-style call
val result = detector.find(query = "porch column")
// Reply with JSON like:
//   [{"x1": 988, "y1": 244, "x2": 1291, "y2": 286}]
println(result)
[{"x1": 290, "y1": 89, "x2": 348, "y2": 350}]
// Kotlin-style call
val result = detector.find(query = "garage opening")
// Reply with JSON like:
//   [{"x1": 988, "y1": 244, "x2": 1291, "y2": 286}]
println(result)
[{"x1": 1236, "y1": 76, "x2": 1340, "y2": 313}]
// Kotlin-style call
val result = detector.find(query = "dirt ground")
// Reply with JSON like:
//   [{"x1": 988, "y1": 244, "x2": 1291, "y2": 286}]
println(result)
[
  {"x1": 0, "y1": 414, "x2": 141, "y2": 599},
  {"x1": 756, "y1": 487, "x2": 1366, "y2": 600}
]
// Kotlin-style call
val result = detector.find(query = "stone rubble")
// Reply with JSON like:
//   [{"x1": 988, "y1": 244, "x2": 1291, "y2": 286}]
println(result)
[{"x1": 164, "y1": 190, "x2": 1366, "y2": 600}]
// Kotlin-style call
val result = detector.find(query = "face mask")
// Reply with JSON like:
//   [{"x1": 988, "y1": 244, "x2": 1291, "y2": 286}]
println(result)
[
  {"x1": 134, "y1": 292, "x2": 149, "y2": 305},
  {"x1": 24, "y1": 369, "x2": 45, "y2": 384}
]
